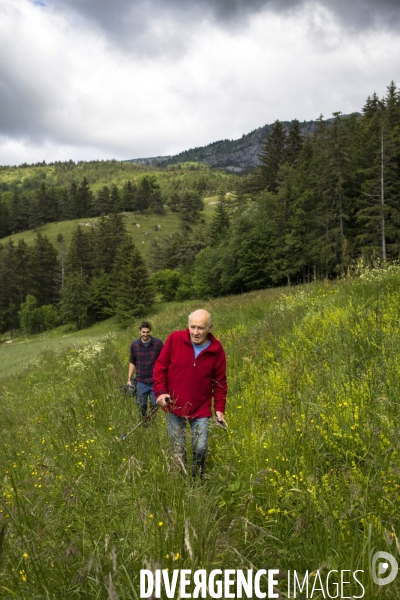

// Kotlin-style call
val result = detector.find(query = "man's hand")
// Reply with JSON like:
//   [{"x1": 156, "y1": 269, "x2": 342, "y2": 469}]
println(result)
[
  {"x1": 127, "y1": 378, "x2": 132, "y2": 386},
  {"x1": 156, "y1": 394, "x2": 170, "y2": 407},
  {"x1": 216, "y1": 411, "x2": 224, "y2": 421}
]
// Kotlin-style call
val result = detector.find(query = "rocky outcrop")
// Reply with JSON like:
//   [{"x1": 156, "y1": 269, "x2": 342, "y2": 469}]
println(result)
[{"x1": 127, "y1": 115, "x2": 360, "y2": 171}]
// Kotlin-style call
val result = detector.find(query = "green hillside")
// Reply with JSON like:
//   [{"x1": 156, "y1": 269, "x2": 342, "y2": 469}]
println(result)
[
  {"x1": 1, "y1": 269, "x2": 399, "y2": 598},
  {"x1": 0, "y1": 195, "x2": 218, "y2": 263},
  {"x1": 0, "y1": 159, "x2": 236, "y2": 195}
]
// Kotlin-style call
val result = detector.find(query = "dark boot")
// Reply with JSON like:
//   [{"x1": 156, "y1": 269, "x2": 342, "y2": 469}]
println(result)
[{"x1": 192, "y1": 451, "x2": 206, "y2": 478}]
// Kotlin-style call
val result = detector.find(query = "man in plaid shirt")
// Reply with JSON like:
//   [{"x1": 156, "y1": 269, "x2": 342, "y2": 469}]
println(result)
[{"x1": 127, "y1": 321, "x2": 163, "y2": 417}]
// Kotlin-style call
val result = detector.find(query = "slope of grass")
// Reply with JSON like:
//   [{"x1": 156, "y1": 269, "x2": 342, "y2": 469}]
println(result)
[
  {"x1": 1, "y1": 272, "x2": 399, "y2": 598},
  {"x1": 0, "y1": 317, "x2": 122, "y2": 378},
  {"x1": 0, "y1": 203, "x2": 216, "y2": 263},
  {"x1": 0, "y1": 160, "x2": 237, "y2": 194}
]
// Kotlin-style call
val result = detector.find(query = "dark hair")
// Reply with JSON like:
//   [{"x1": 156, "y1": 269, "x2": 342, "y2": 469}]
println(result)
[{"x1": 139, "y1": 321, "x2": 151, "y2": 331}]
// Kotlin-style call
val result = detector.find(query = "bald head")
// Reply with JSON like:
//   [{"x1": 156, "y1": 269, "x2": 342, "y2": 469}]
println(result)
[{"x1": 188, "y1": 309, "x2": 213, "y2": 345}]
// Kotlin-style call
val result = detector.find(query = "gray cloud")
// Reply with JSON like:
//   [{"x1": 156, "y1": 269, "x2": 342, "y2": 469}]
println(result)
[
  {"x1": 0, "y1": 71, "x2": 48, "y2": 140},
  {"x1": 1, "y1": 0, "x2": 399, "y2": 165},
  {"x1": 49, "y1": 0, "x2": 400, "y2": 50}
]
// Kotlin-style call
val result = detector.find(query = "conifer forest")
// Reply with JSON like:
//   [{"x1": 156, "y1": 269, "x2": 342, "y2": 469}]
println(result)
[{"x1": 1, "y1": 81, "x2": 400, "y2": 334}]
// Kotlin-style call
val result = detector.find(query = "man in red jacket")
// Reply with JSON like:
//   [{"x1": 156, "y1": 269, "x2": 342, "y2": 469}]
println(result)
[{"x1": 154, "y1": 309, "x2": 227, "y2": 477}]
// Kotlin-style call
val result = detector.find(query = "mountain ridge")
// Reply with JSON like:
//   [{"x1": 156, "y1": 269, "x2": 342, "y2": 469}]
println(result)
[{"x1": 126, "y1": 113, "x2": 361, "y2": 171}]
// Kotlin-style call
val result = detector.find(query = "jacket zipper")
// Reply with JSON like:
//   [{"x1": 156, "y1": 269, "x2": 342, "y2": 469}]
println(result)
[{"x1": 193, "y1": 342, "x2": 213, "y2": 367}]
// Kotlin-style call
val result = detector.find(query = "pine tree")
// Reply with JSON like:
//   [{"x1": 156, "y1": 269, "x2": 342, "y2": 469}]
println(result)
[
  {"x1": 111, "y1": 237, "x2": 155, "y2": 323},
  {"x1": 255, "y1": 120, "x2": 287, "y2": 192},
  {"x1": 0, "y1": 199, "x2": 10, "y2": 238},
  {"x1": 209, "y1": 187, "x2": 230, "y2": 246},
  {"x1": 28, "y1": 233, "x2": 59, "y2": 306},
  {"x1": 68, "y1": 181, "x2": 79, "y2": 220},
  {"x1": 136, "y1": 175, "x2": 160, "y2": 212},
  {"x1": 60, "y1": 270, "x2": 90, "y2": 330},
  {"x1": 46, "y1": 186, "x2": 58, "y2": 223},
  {"x1": 362, "y1": 92, "x2": 383, "y2": 119},
  {"x1": 110, "y1": 184, "x2": 121, "y2": 213},
  {"x1": 91, "y1": 213, "x2": 129, "y2": 275},
  {"x1": 76, "y1": 177, "x2": 93, "y2": 218},
  {"x1": 0, "y1": 240, "x2": 21, "y2": 333},
  {"x1": 149, "y1": 186, "x2": 164, "y2": 214},
  {"x1": 317, "y1": 111, "x2": 354, "y2": 274},
  {"x1": 285, "y1": 119, "x2": 304, "y2": 165},
  {"x1": 179, "y1": 190, "x2": 204, "y2": 225},
  {"x1": 136, "y1": 176, "x2": 152, "y2": 211},
  {"x1": 57, "y1": 233, "x2": 66, "y2": 288},
  {"x1": 15, "y1": 239, "x2": 31, "y2": 304},
  {"x1": 120, "y1": 180, "x2": 137, "y2": 211},
  {"x1": 67, "y1": 225, "x2": 92, "y2": 277},
  {"x1": 58, "y1": 188, "x2": 73, "y2": 221},
  {"x1": 36, "y1": 183, "x2": 56, "y2": 225},
  {"x1": 87, "y1": 272, "x2": 113, "y2": 322},
  {"x1": 357, "y1": 92, "x2": 400, "y2": 262},
  {"x1": 9, "y1": 189, "x2": 27, "y2": 232},
  {"x1": 94, "y1": 186, "x2": 112, "y2": 216}
]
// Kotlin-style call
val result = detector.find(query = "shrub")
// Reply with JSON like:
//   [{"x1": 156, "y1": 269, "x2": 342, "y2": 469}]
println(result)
[{"x1": 151, "y1": 269, "x2": 181, "y2": 301}]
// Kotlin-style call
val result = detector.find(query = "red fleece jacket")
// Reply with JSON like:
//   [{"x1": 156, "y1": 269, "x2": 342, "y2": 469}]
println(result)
[{"x1": 152, "y1": 329, "x2": 227, "y2": 419}]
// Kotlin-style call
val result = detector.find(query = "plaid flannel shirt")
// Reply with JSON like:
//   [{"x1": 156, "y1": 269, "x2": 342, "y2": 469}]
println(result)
[{"x1": 129, "y1": 337, "x2": 163, "y2": 385}]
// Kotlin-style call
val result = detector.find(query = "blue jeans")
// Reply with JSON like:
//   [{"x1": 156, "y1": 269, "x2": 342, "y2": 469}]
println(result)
[
  {"x1": 165, "y1": 413, "x2": 210, "y2": 477},
  {"x1": 136, "y1": 381, "x2": 156, "y2": 417}
]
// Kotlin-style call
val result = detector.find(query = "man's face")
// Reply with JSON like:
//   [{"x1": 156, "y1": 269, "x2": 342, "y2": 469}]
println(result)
[
  {"x1": 189, "y1": 315, "x2": 212, "y2": 345},
  {"x1": 140, "y1": 328, "x2": 151, "y2": 342}
]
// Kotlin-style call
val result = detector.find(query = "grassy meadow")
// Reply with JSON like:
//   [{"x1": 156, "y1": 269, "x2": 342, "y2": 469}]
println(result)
[
  {"x1": 0, "y1": 195, "x2": 218, "y2": 264},
  {"x1": 0, "y1": 161, "x2": 234, "y2": 194},
  {"x1": 1, "y1": 269, "x2": 400, "y2": 598}
]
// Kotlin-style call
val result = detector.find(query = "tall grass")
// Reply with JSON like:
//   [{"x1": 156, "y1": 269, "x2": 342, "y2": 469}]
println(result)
[{"x1": 1, "y1": 275, "x2": 399, "y2": 598}]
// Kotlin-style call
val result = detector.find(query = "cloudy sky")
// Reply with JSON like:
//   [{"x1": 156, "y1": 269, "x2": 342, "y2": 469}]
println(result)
[{"x1": 0, "y1": 0, "x2": 399, "y2": 165}]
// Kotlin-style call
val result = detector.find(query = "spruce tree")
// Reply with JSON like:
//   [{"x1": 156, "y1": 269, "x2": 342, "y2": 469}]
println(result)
[
  {"x1": 209, "y1": 187, "x2": 230, "y2": 246},
  {"x1": 58, "y1": 188, "x2": 73, "y2": 221},
  {"x1": 87, "y1": 272, "x2": 113, "y2": 322},
  {"x1": 318, "y1": 111, "x2": 354, "y2": 274},
  {"x1": 57, "y1": 233, "x2": 66, "y2": 288},
  {"x1": 28, "y1": 233, "x2": 59, "y2": 306},
  {"x1": 149, "y1": 187, "x2": 164, "y2": 214},
  {"x1": 67, "y1": 225, "x2": 92, "y2": 277},
  {"x1": 357, "y1": 90, "x2": 400, "y2": 262},
  {"x1": 94, "y1": 186, "x2": 112, "y2": 216},
  {"x1": 69, "y1": 181, "x2": 79, "y2": 219},
  {"x1": 179, "y1": 190, "x2": 203, "y2": 225},
  {"x1": 110, "y1": 184, "x2": 121, "y2": 213},
  {"x1": 136, "y1": 176, "x2": 152, "y2": 211},
  {"x1": 77, "y1": 177, "x2": 93, "y2": 218},
  {"x1": 0, "y1": 240, "x2": 21, "y2": 333},
  {"x1": 36, "y1": 183, "x2": 51, "y2": 225},
  {"x1": 91, "y1": 213, "x2": 129, "y2": 275},
  {"x1": 255, "y1": 120, "x2": 287, "y2": 192},
  {"x1": 28, "y1": 194, "x2": 41, "y2": 230},
  {"x1": 9, "y1": 189, "x2": 26, "y2": 233},
  {"x1": 111, "y1": 237, "x2": 155, "y2": 323},
  {"x1": 121, "y1": 181, "x2": 137, "y2": 211},
  {"x1": 285, "y1": 119, "x2": 304, "y2": 165},
  {"x1": 15, "y1": 239, "x2": 30, "y2": 304},
  {"x1": 60, "y1": 270, "x2": 90, "y2": 330},
  {"x1": 0, "y1": 199, "x2": 10, "y2": 238}
]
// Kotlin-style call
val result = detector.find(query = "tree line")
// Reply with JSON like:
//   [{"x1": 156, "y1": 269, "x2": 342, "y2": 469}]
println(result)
[
  {"x1": 2, "y1": 81, "x2": 400, "y2": 333},
  {"x1": 0, "y1": 176, "x2": 165, "y2": 238},
  {"x1": 0, "y1": 214, "x2": 154, "y2": 334},
  {"x1": 0, "y1": 161, "x2": 234, "y2": 239},
  {"x1": 183, "y1": 81, "x2": 400, "y2": 298}
]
